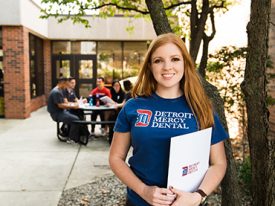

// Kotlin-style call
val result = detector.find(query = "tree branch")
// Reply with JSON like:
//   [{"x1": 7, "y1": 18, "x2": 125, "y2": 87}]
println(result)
[
  {"x1": 208, "y1": 9, "x2": 216, "y2": 40},
  {"x1": 86, "y1": 2, "x2": 149, "y2": 15},
  {"x1": 198, "y1": 10, "x2": 216, "y2": 77},
  {"x1": 210, "y1": 0, "x2": 226, "y2": 9},
  {"x1": 190, "y1": 0, "x2": 198, "y2": 51},
  {"x1": 88, "y1": 1, "x2": 194, "y2": 14},
  {"x1": 190, "y1": 0, "x2": 209, "y2": 61},
  {"x1": 164, "y1": 1, "x2": 191, "y2": 10}
]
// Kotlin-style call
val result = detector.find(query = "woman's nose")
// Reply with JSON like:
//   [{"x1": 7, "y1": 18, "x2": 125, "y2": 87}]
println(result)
[{"x1": 163, "y1": 60, "x2": 173, "y2": 70}]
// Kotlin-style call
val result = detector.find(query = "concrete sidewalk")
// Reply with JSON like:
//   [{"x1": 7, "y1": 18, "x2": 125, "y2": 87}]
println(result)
[{"x1": 0, "y1": 107, "x2": 112, "y2": 206}]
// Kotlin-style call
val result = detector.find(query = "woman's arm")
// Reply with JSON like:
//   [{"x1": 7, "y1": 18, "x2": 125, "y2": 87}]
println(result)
[
  {"x1": 196, "y1": 141, "x2": 227, "y2": 195},
  {"x1": 109, "y1": 132, "x2": 175, "y2": 206},
  {"x1": 171, "y1": 141, "x2": 227, "y2": 206}
]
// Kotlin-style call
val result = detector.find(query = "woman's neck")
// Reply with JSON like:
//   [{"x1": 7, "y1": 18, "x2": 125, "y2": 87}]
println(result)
[{"x1": 155, "y1": 88, "x2": 183, "y2": 99}]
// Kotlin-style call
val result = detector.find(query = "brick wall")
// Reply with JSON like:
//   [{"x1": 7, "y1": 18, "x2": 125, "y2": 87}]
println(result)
[
  {"x1": 44, "y1": 40, "x2": 52, "y2": 100},
  {"x1": 3, "y1": 26, "x2": 30, "y2": 119},
  {"x1": 2, "y1": 26, "x2": 50, "y2": 119},
  {"x1": 30, "y1": 95, "x2": 45, "y2": 112}
]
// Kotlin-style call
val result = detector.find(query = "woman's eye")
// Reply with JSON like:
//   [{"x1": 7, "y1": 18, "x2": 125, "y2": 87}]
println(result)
[
  {"x1": 171, "y1": 57, "x2": 180, "y2": 62},
  {"x1": 153, "y1": 59, "x2": 162, "y2": 64}
]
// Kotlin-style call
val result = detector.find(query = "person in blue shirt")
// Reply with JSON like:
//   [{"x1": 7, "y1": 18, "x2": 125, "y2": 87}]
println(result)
[
  {"x1": 109, "y1": 33, "x2": 228, "y2": 206},
  {"x1": 47, "y1": 78, "x2": 80, "y2": 143}
]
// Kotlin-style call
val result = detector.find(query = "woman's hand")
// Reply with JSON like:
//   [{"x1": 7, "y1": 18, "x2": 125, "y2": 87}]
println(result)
[
  {"x1": 141, "y1": 185, "x2": 176, "y2": 206},
  {"x1": 170, "y1": 187, "x2": 201, "y2": 206}
]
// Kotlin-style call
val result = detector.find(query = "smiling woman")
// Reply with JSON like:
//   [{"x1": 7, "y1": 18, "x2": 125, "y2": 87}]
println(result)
[
  {"x1": 109, "y1": 33, "x2": 229, "y2": 206},
  {"x1": 150, "y1": 43, "x2": 184, "y2": 95}
]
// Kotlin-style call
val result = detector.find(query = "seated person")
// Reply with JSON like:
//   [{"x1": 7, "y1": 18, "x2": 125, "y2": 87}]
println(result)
[
  {"x1": 123, "y1": 79, "x2": 133, "y2": 102},
  {"x1": 63, "y1": 77, "x2": 86, "y2": 120},
  {"x1": 47, "y1": 78, "x2": 82, "y2": 143},
  {"x1": 110, "y1": 80, "x2": 125, "y2": 106},
  {"x1": 89, "y1": 77, "x2": 111, "y2": 135},
  {"x1": 108, "y1": 80, "x2": 126, "y2": 144}
]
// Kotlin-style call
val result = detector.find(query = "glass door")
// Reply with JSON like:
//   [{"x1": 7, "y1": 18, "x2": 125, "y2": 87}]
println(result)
[
  {"x1": 52, "y1": 55, "x2": 97, "y2": 98},
  {"x1": 52, "y1": 55, "x2": 73, "y2": 87},
  {"x1": 75, "y1": 55, "x2": 97, "y2": 98}
]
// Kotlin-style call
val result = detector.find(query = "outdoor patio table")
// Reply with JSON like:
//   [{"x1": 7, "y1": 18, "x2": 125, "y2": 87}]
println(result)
[
  {"x1": 79, "y1": 103, "x2": 116, "y2": 112},
  {"x1": 56, "y1": 104, "x2": 116, "y2": 143},
  {"x1": 76, "y1": 103, "x2": 117, "y2": 144}
]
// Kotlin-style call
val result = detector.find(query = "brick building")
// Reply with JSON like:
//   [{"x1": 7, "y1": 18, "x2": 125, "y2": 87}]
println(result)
[{"x1": 0, "y1": 0, "x2": 155, "y2": 119}]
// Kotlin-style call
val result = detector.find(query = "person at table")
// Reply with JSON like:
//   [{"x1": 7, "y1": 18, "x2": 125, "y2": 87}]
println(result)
[
  {"x1": 108, "y1": 80, "x2": 126, "y2": 144},
  {"x1": 63, "y1": 77, "x2": 86, "y2": 120},
  {"x1": 110, "y1": 80, "x2": 125, "y2": 107},
  {"x1": 109, "y1": 33, "x2": 228, "y2": 206},
  {"x1": 89, "y1": 77, "x2": 112, "y2": 136},
  {"x1": 47, "y1": 78, "x2": 81, "y2": 143},
  {"x1": 123, "y1": 79, "x2": 133, "y2": 102}
]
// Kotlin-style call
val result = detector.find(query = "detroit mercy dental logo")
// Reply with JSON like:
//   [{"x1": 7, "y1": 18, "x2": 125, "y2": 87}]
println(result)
[
  {"x1": 135, "y1": 109, "x2": 152, "y2": 127},
  {"x1": 182, "y1": 162, "x2": 199, "y2": 176},
  {"x1": 152, "y1": 111, "x2": 193, "y2": 129}
]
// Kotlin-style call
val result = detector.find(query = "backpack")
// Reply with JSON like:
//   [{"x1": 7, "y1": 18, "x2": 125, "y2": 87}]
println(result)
[{"x1": 78, "y1": 124, "x2": 90, "y2": 145}]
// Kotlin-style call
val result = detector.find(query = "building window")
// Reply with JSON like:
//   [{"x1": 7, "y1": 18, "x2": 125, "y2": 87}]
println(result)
[
  {"x1": 29, "y1": 34, "x2": 44, "y2": 98},
  {"x1": 52, "y1": 41, "x2": 71, "y2": 54},
  {"x1": 97, "y1": 41, "x2": 147, "y2": 83},
  {"x1": 52, "y1": 41, "x2": 96, "y2": 54},
  {"x1": 52, "y1": 40, "x2": 148, "y2": 84},
  {"x1": 97, "y1": 42, "x2": 123, "y2": 83},
  {"x1": 123, "y1": 42, "x2": 147, "y2": 78},
  {"x1": 72, "y1": 41, "x2": 96, "y2": 54}
]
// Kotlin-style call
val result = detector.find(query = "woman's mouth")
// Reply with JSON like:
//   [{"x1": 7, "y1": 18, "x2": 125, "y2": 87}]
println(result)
[{"x1": 162, "y1": 73, "x2": 174, "y2": 79}]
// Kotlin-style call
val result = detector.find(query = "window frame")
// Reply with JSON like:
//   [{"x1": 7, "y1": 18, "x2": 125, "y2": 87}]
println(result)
[{"x1": 29, "y1": 33, "x2": 44, "y2": 98}]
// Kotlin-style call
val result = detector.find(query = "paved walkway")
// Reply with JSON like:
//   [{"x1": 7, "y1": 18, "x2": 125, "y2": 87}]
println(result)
[{"x1": 0, "y1": 107, "x2": 112, "y2": 206}]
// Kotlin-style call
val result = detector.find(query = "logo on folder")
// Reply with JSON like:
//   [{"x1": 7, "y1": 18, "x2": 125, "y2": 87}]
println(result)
[
  {"x1": 182, "y1": 162, "x2": 200, "y2": 176},
  {"x1": 182, "y1": 166, "x2": 189, "y2": 176},
  {"x1": 135, "y1": 109, "x2": 152, "y2": 127}
]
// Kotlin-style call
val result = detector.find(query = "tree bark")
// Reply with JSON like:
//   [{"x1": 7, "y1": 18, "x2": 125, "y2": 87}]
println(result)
[
  {"x1": 199, "y1": 10, "x2": 216, "y2": 78},
  {"x1": 241, "y1": 0, "x2": 274, "y2": 205},
  {"x1": 145, "y1": 0, "x2": 172, "y2": 35},
  {"x1": 190, "y1": 0, "x2": 209, "y2": 62},
  {"x1": 198, "y1": 35, "x2": 210, "y2": 78},
  {"x1": 202, "y1": 79, "x2": 242, "y2": 206}
]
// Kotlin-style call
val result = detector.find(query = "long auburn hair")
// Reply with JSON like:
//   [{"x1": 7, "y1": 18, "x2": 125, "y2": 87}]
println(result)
[{"x1": 132, "y1": 33, "x2": 214, "y2": 129}]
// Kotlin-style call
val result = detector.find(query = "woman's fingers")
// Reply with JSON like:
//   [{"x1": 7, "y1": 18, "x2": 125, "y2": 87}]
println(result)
[
  {"x1": 143, "y1": 186, "x2": 176, "y2": 206},
  {"x1": 169, "y1": 186, "x2": 182, "y2": 195},
  {"x1": 152, "y1": 188, "x2": 176, "y2": 205}
]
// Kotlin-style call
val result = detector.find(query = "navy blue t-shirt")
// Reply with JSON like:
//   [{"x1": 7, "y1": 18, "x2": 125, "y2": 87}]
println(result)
[
  {"x1": 114, "y1": 93, "x2": 229, "y2": 206},
  {"x1": 47, "y1": 87, "x2": 65, "y2": 116}
]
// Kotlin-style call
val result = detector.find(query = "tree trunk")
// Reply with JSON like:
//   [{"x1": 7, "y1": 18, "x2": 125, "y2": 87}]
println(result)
[
  {"x1": 198, "y1": 36, "x2": 210, "y2": 78},
  {"x1": 190, "y1": 0, "x2": 209, "y2": 62},
  {"x1": 145, "y1": 0, "x2": 172, "y2": 35},
  {"x1": 241, "y1": 0, "x2": 275, "y2": 205},
  {"x1": 202, "y1": 79, "x2": 242, "y2": 206}
]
